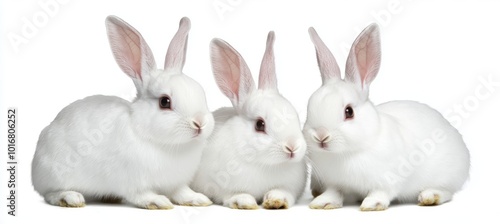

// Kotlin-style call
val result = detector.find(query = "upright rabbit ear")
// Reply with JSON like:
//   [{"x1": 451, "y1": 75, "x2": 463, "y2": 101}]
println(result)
[
  {"x1": 210, "y1": 38, "x2": 255, "y2": 109},
  {"x1": 106, "y1": 15, "x2": 156, "y2": 92},
  {"x1": 308, "y1": 27, "x2": 341, "y2": 84},
  {"x1": 258, "y1": 31, "x2": 278, "y2": 91},
  {"x1": 164, "y1": 17, "x2": 190, "y2": 72},
  {"x1": 345, "y1": 23, "x2": 381, "y2": 92}
]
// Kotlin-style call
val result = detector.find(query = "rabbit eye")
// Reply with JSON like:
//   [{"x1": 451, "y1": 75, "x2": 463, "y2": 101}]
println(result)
[
  {"x1": 345, "y1": 105, "x2": 354, "y2": 120},
  {"x1": 255, "y1": 119, "x2": 266, "y2": 133},
  {"x1": 159, "y1": 96, "x2": 171, "y2": 109}
]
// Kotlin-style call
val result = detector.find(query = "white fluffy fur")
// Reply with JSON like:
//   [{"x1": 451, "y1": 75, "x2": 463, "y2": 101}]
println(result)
[
  {"x1": 190, "y1": 32, "x2": 307, "y2": 209},
  {"x1": 305, "y1": 24, "x2": 470, "y2": 211},
  {"x1": 31, "y1": 16, "x2": 214, "y2": 209}
]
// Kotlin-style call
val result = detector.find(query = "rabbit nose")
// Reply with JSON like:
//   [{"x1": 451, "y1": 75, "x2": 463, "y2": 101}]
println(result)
[
  {"x1": 312, "y1": 127, "x2": 331, "y2": 148},
  {"x1": 190, "y1": 118, "x2": 205, "y2": 135},
  {"x1": 194, "y1": 121, "x2": 201, "y2": 128},
  {"x1": 191, "y1": 120, "x2": 202, "y2": 132},
  {"x1": 282, "y1": 144, "x2": 300, "y2": 158},
  {"x1": 191, "y1": 113, "x2": 208, "y2": 126}
]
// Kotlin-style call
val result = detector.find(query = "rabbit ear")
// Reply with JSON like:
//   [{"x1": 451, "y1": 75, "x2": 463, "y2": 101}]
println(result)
[
  {"x1": 106, "y1": 16, "x2": 156, "y2": 91},
  {"x1": 210, "y1": 38, "x2": 255, "y2": 108},
  {"x1": 308, "y1": 27, "x2": 341, "y2": 84},
  {"x1": 258, "y1": 31, "x2": 278, "y2": 91},
  {"x1": 164, "y1": 17, "x2": 190, "y2": 72},
  {"x1": 345, "y1": 23, "x2": 381, "y2": 91}
]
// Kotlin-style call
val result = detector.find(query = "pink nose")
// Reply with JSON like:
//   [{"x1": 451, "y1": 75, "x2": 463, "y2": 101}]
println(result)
[
  {"x1": 191, "y1": 120, "x2": 202, "y2": 134},
  {"x1": 283, "y1": 145, "x2": 299, "y2": 159},
  {"x1": 312, "y1": 127, "x2": 331, "y2": 148},
  {"x1": 283, "y1": 138, "x2": 303, "y2": 158},
  {"x1": 191, "y1": 113, "x2": 207, "y2": 135}
]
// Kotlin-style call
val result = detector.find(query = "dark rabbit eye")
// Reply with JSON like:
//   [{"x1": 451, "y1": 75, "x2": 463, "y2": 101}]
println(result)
[
  {"x1": 255, "y1": 119, "x2": 266, "y2": 132},
  {"x1": 159, "y1": 96, "x2": 171, "y2": 109},
  {"x1": 345, "y1": 105, "x2": 354, "y2": 120}
]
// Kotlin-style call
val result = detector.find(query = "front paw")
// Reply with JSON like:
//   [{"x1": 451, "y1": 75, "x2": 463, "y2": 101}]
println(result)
[
  {"x1": 309, "y1": 195, "x2": 342, "y2": 210},
  {"x1": 360, "y1": 197, "x2": 389, "y2": 211},
  {"x1": 262, "y1": 190, "x2": 290, "y2": 209},
  {"x1": 141, "y1": 195, "x2": 174, "y2": 210},
  {"x1": 179, "y1": 192, "x2": 212, "y2": 207},
  {"x1": 59, "y1": 191, "x2": 86, "y2": 208},
  {"x1": 225, "y1": 194, "x2": 259, "y2": 210}
]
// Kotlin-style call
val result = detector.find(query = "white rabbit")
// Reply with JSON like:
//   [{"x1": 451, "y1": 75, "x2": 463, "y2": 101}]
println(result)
[
  {"x1": 304, "y1": 24, "x2": 470, "y2": 211},
  {"x1": 190, "y1": 32, "x2": 307, "y2": 209},
  {"x1": 31, "y1": 16, "x2": 215, "y2": 209}
]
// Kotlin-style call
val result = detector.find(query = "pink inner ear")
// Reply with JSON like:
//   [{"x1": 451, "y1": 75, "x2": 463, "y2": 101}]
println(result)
[
  {"x1": 347, "y1": 24, "x2": 381, "y2": 88},
  {"x1": 211, "y1": 39, "x2": 255, "y2": 106},
  {"x1": 355, "y1": 37, "x2": 370, "y2": 83},
  {"x1": 121, "y1": 27, "x2": 143, "y2": 79},
  {"x1": 107, "y1": 17, "x2": 147, "y2": 81},
  {"x1": 217, "y1": 46, "x2": 241, "y2": 98}
]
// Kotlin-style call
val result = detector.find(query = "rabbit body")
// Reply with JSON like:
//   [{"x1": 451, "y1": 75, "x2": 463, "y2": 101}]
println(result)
[
  {"x1": 192, "y1": 106, "x2": 307, "y2": 208},
  {"x1": 191, "y1": 32, "x2": 307, "y2": 209},
  {"x1": 33, "y1": 95, "x2": 206, "y2": 205},
  {"x1": 305, "y1": 25, "x2": 470, "y2": 211},
  {"x1": 32, "y1": 16, "x2": 214, "y2": 209},
  {"x1": 309, "y1": 98, "x2": 470, "y2": 207}
]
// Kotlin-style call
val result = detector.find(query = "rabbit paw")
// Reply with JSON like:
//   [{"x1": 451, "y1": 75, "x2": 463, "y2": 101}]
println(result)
[
  {"x1": 225, "y1": 194, "x2": 259, "y2": 210},
  {"x1": 263, "y1": 190, "x2": 290, "y2": 209},
  {"x1": 134, "y1": 194, "x2": 174, "y2": 210},
  {"x1": 309, "y1": 195, "x2": 342, "y2": 210},
  {"x1": 418, "y1": 189, "x2": 451, "y2": 206},
  {"x1": 58, "y1": 191, "x2": 86, "y2": 208},
  {"x1": 179, "y1": 192, "x2": 213, "y2": 207},
  {"x1": 171, "y1": 186, "x2": 213, "y2": 206},
  {"x1": 360, "y1": 197, "x2": 389, "y2": 211},
  {"x1": 309, "y1": 189, "x2": 343, "y2": 210},
  {"x1": 45, "y1": 191, "x2": 85, "y2": 208},
  {"x1": 145, "y1": 197, "x2": 174, "y2": 210}
]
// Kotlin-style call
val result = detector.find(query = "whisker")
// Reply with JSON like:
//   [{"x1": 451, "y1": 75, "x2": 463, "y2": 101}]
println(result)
[{"x1": 306, "y1": 156, "x2": 327, "y2": 192}]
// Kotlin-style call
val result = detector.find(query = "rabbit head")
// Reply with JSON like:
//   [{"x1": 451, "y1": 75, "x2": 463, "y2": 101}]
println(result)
[
  {"x1": 106, "y1": 16, "x2": 214, "y2": 145},
  {"x1": 304, "y1": 24, "x2": 382, "y2": 154},
  {"x1": 210, "y1": 32, "x2": 306, "y2": 165}
]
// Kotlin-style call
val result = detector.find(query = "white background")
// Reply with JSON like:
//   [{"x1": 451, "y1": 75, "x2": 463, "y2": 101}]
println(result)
[{"x1": 1, "y1": 0, "x2": 500, "y2": 223}]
